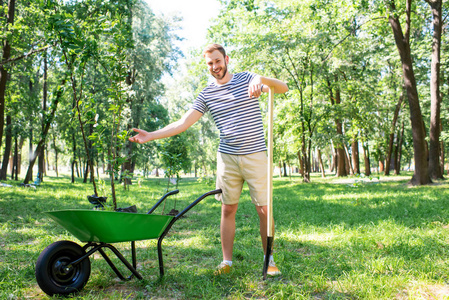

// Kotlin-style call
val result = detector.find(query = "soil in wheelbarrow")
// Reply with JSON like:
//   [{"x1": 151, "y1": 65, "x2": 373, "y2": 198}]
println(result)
[{"x1": 167, "y1": 209, "x2": 179, "y2": 216}]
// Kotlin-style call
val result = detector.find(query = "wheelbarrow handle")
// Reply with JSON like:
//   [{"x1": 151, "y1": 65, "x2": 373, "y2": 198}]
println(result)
[
  {"x1": 147, "y1": 189, "x2": 180, "y2": 214},
  {"x1": 157, "y1": 188, "x2": 222, "y2": 276},
  {"x1": 174, "y1": 189, "x2": 222, "y2": 220}
]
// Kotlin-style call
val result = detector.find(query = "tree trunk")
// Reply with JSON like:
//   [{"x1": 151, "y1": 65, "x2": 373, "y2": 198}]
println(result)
[
  {"x1": 344, "y1": 144, "x2": 354, "y2": 175},
  {"x1": 71, "y1": 160, "x2": 77, "y2": 182},
  {"x1": 0, "y1": 115, "x2": 12, "y2": 180},
  {"x1": 122, "y1": 140, "x2": 133, "y2": 185},
  {"x1": 53, "y1": 133, "x2": 58, "y2": 177},
  {"x1": 29, "y1": 126, "x2": 33, "y2": 180},
  {"x1": 334, "y1": 78, "x2": 347, "y2": 177},
  {"x1": 327, "y1": 79, "x2": 346, "y2": 177},
  {"x1": 393, "y1": 129, "x2": 400, "y2": 175},
  {"x1": 385, "y1": 94, "x2": 403, "y2": 175},
  {"x1": 299, "y1": 88, "x2": 310, "y2": 182},
  {"x1": 37, "y1": 138, "x2": 45, "y2": 179},
  {"x1": 301, "y1": 143, "x2": 310, "y2": 182},
  {"x1": 426, "y1": 0, "x2": 443, "y2": 179},
  {"x1": 387, "y1": 0, "x2": 431, "y2": 185},
  {"x1": 278, "y1": 160, "x2": 282, "y2": 178},
  {"x1": 71, "y1": 132, "x2": 76, "y2": 183},
  {"x1": 440, "y1": 140, "x2": 444, "y2": 175},
  {"x1": 0, "y1": 0, "x2": 15, "y2": 150},
  {"x1": 395, "y1": 122, "x2": 405, "y2": 175},
  {"x1": 16, "y1": 137, "x2": 23, "y2": 175},
  {"x1": 317, "y1": 148, "x2": 325, "y2": 178},
  {"x1": 362, "y1": 141, "x2": 371, "y2": 176},
  {"x1": 12, "y1": 135, "x2": 18, "y2": 180},
  {"x1": 38, "y1": 51, "x2": 48, "y2": 183},
  {"x1": 439, "y1": 125, "x2": 444, "y2": 175},
  {"x1": 122, "y1": 96, "x2": 135, "y2": 185},
  {"x1": 330, "y1": 145, "x2": 336, "y2": 173},
  {"x1": 83, "y1": 162, "x2": 89, "y2": 183},
  {"x1": 24, "y1": 81, "x2": 63, "y2": 184},
  {"x1": 88, "y1": 124, "x2": 94, "y2": 183},
  {"x1": 379, "y1": 159, "x2": 385, "y2": 172},
  {"x1": 72, "y1": 77, "x2": 98, "y2": 196},
  {"x1": 336, "y1": 147, "x2": 346, "y2": 176},
  {"x1": 300, "y1": 134, "x2": 311, "y2": 182},
  {"x1": 351, "y1": 139, "x2": 360, "y2": 174},
  {"x1": 297, "y1": 152, "x2": 304, "y2": 176}
]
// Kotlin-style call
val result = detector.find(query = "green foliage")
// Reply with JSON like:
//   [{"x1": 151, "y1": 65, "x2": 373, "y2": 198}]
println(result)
[
  {"x1": 44, "y1": 0, "x2": 138, "y2": 205},
  {"x1": 0, "y1": 0, "x2": 178, "y2": 205},
  {"x1": 2, "y1": 0, "x2": 449, "y2": 192},
  {"x1": 160, "y1": 134, "x2": 191, "y2": 190},
  {"x1": 204, "y1": 0, "x2": 449, "y2": 180}
]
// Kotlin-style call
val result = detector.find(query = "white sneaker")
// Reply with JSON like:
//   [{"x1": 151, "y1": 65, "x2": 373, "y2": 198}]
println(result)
[
  {"x1": 214, "y1": 261, "x2": 232, "y2": 275},
  {"x1": 267, "y1": 259, "x2": 281, "y2": 276}
]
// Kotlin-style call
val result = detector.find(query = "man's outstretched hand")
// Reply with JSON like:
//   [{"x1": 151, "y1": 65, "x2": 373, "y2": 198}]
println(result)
[{"x1": 128, "y1": 128, "x2": 152, "y2": 144}]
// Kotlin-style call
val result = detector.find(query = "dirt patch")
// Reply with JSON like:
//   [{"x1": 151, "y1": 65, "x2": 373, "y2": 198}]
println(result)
[
  {"x1": 101, "y1": 282, "x2": 141, "y2": 297},
  {"x1": 396, "y1": 283, "x2": 449, "y2": 299},
  {"x1": 296, "y1": 247, "x2": 313, "y2": 256},
  {"x1": 24, "y1": 285, "x2": 56, "y2": 299}
]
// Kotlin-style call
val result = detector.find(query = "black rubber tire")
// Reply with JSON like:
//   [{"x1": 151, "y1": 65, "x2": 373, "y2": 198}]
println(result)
[{"x1": 35, "y1": 240, "x2": 91, "y2": 296}]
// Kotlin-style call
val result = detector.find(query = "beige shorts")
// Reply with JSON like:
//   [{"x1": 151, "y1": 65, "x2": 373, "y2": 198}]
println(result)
[{"x1": 215, "y1": 151, "x2": 267, "y2": 206}]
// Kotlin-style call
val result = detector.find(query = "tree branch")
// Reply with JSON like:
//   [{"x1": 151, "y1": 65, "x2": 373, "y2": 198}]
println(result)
[
  {"x1": 405, "y1": 0, "x2": 412, "y2": 44},
  {"x1": 322, "y1": 17, "x2": 386, "y2": 62},
  {"x1": 0, "y1": 45, "x2": 52, "y2": 66}
]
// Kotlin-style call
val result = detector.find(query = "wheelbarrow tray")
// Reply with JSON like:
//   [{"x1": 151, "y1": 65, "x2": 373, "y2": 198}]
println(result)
[{"x1": 46, "y1": 210, "x2": 174, "y2": 243}]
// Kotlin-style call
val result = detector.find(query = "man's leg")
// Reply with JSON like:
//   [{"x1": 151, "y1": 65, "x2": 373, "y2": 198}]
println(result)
[
  {"x1": 255, "y1": 205, "x2": 274, "y2": 253},
  {"x1": 256, "y1": 205, "x2": 280, "y2": 275},
  {"x1": 221, "y1": 203, "x2": 239, "y2": 261},
  {"x1": 241, "y1": 152, "x2": 270, "y2": 250},
  {"x1": 214, "y1": 152, "x2": 243, "y2": 274}
]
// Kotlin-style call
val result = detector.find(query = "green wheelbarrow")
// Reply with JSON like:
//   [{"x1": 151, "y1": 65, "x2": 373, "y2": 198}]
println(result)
[{"x1": 35, "y1": 189, "x2": 221, "y2": 296}]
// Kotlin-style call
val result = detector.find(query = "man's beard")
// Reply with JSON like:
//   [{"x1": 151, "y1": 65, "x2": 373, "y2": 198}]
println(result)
[{"x1": 211, "y1": 63, "x2": 228, "y2": 80}]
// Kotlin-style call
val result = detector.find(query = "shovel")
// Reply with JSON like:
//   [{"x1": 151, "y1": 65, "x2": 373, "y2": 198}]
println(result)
[{"x1": 262, "y1": 86, "x2": 274, "y2": 280}]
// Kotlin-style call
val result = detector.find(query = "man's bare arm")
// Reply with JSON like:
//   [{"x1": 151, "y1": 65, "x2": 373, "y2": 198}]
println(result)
[{"x1": 129, "y1": 109, "x2": 203, "y2": 144}]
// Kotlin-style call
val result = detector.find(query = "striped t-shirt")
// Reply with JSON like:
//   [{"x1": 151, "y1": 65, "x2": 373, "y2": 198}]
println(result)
[{"x1": 191, "y1": 71, "x2": 267, "y2": 155}]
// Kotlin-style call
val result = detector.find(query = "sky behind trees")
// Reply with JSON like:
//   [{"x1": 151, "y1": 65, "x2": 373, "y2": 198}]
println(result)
[{"x1": 145, "y1": 0, "x2": 221, "y2": 53}]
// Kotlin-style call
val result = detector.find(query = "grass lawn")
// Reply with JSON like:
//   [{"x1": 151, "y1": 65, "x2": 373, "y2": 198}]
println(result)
[{"x1": 1, "y1": 172, "x2": 449, "y2": 299}]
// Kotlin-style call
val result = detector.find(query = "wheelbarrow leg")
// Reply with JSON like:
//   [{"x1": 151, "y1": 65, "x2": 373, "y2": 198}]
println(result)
[
  {"x1": 98, "y1": 248, "x2": 127, "y2": 281},
  {"x1": 103, "y1": 243, "x2": 143, "y2": 280},
  {"x1": 157, "y1": 225, "x2": 175, "y2": 276},
  {"x1": 157, "y1": 237, "x2": 165, "y2": 276},
  {"x1": 157, "y1": 215, "x2": 178, "y2": 276},
  {"x1": 86, "y1": 242, "x2": 143, "y2": 280},
  {"x1": 132, "y1": 241, "x2": 137, "y2": 270}
]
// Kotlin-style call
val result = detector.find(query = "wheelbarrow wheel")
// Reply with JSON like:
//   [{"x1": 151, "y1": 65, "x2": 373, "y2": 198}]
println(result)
[{"x1": 35, "y1": 240, "x2": 91, "y2": 296}]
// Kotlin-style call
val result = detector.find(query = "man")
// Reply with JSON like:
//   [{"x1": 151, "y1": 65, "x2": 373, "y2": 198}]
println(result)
[{"x1": 129, "y1": 44, "x2": 288, "y2": 275}]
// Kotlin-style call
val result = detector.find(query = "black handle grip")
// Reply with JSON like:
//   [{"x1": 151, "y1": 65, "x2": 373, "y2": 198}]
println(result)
[
  {"x1": 174, "y1": 189, "x2": 222, "y2": 219},
  {"x1": 147, "y1": 189, "x2": 179, "y2": 214}
]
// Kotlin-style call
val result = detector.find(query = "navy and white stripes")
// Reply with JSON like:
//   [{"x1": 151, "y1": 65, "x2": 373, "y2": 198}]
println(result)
[{"x1": 191, "y1": 71, "x2": 267, "y2": 155}]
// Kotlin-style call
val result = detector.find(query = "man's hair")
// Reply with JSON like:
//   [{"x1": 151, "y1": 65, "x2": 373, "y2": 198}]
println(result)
[{"x1": 203, "y1": 43, "x2": 226, "y2": 58}]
